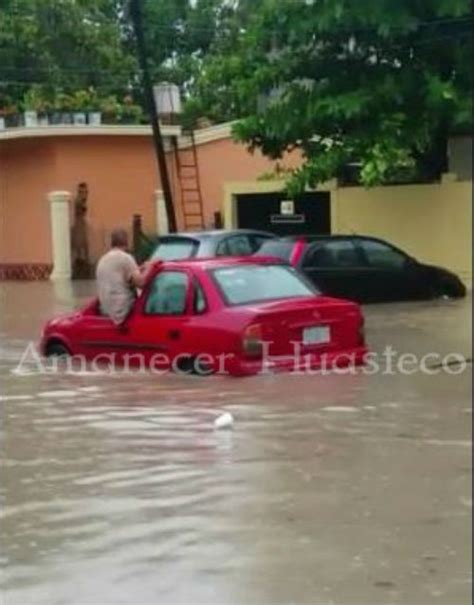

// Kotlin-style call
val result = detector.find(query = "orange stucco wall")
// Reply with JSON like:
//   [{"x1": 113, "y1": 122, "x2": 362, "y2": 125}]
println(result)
[
  {"x1": 196, "y1": 137, "x2": 301, "y2": 226},
  {"x1": 0, "y1": 139, "x2": 57, "y2": 264},
  {"x1": 0, "y1": 131, "x2": 296, "y2": 266},
  {"x1": 1, "y1": 130, "x2": 471, "y2": 287},
  {"x1": 50, "y1": 135, "x2": 180, "y2": 260}
]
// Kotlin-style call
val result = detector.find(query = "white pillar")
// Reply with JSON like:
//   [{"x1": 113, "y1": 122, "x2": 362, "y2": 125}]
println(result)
[
  {"x1": 52, "y1": 278, "x2": 75, "y2": 302},
  {"x1": 154, "y1": 189, "x2": 169, "y2": 235},
  {"x1": 48, "y1": 190, "x2": 72, "y2": 280}
]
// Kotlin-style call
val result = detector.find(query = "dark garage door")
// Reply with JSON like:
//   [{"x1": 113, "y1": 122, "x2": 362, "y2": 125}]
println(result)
[{"x1": 236, "y1": 191, "x2": 331, "y2": 236}]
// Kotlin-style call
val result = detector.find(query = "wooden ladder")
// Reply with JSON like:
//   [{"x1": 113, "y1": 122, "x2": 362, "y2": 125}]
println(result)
[{"x1": 173, "y1": 131, "x2": 205, "y2": 230}]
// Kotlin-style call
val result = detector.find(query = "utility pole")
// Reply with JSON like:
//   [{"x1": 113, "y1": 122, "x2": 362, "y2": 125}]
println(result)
[{"x1": 129, "y1": 0, "x2": 177, "y2": 233}]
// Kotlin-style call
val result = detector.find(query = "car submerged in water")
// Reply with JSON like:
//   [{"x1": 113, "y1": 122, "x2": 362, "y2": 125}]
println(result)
[
  {"x1": 255, "y1": 235, "x2": 466, "y2": 303},
  {"x1": 40, "y1": 257, "x2": 367, "y2": 377}
]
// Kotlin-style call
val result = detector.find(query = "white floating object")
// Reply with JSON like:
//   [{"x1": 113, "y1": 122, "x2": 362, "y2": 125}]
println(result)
[
  {"x1": 321, "y1": 406, "x2": 359, "y2": 413},
  {"x1": 38, "y1": 390, "x2": 79, "y2": 398},
  {"x1": 0, "y1": 395, "x2": 33, "y2": 402},
  {"x1": 214, "y1": 412, "x2": 234, "y2": 429}
]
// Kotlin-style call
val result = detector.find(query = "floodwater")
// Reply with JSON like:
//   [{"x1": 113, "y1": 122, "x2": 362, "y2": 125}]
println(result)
[{"x1": 0, "y1": 281, "x2": 471, "y2": 605}]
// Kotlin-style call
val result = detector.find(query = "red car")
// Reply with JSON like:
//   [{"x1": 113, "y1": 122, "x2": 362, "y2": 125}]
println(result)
[{"x1": 40, "y1": 257, "x2": 367, "y2": 376}]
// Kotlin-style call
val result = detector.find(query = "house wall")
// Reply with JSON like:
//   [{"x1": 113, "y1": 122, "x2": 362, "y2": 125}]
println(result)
[
  {"x1": 196, "y1": 137, "x2": 300, "y2": 227},
  {"x1": 0, "y1": 139, "x2": 57, "y2": 264},
  {"x1": 0, "y1": 131, "x2": 295, "y2": 267},
  {"x1": 1, "y1": 128, "x2": 471, "y2": 287},
  {"x1": 49, "y1": 135, "x2": 177, "y2": 260}
]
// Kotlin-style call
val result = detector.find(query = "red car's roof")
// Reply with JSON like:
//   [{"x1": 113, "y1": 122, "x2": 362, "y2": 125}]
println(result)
[{"x1": 149, "y1": 255, "x2": 286, "y2": 272}]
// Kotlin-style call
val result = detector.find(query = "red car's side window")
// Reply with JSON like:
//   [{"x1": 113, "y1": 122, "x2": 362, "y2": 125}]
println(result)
[{"x1": 144, "y1": 271, "x2": 190, "y2": 315}]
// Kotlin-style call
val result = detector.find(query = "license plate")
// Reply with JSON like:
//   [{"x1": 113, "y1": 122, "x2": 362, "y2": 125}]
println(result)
[{"x1": 303, "y1": 325, "x2": 330, "y2": 345}]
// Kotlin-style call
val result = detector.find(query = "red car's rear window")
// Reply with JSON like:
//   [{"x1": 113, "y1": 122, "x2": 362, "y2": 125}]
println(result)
[{"x1": 210, "y1": 264, "x2": 316, "y2": 306}]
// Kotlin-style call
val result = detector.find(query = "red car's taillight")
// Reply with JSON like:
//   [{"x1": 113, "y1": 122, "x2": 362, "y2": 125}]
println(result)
[{"x1": 242, "y1": 323, "x2": 264, "y2": 357}]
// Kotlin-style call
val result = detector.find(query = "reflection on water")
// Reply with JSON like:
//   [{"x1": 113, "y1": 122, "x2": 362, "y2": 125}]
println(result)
[{"x1": 0, "y1": 282, "x2": 471, "y2": 605}]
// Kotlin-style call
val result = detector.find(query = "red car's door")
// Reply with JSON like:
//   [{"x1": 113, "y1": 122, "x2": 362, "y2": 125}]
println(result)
[
  {"x1": 73, "y1": 313, "x2": 135, "y2": 363},
  {"x1": 129, "y1": 268, "x2": 195, "y2": 371}
]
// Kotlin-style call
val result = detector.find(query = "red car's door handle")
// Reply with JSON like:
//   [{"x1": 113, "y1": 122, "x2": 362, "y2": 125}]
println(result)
[{"x1": 168, "y1": 329, "x2": 181, "y2": 341}]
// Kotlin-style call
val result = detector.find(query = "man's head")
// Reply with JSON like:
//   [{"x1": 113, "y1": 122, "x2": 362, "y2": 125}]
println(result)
[{"x1": 110, "y1": 228, "x2": 129, "y2": 250}]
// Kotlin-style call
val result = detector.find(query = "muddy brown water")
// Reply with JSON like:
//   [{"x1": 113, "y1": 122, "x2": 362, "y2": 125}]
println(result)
[{"x1": 0, "y1": 281, "x2": 471, "y2": 604}]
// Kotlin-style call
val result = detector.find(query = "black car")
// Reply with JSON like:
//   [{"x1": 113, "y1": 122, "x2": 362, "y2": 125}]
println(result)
[
  {"x1": 149, "y1": 229, "x2": 275, "y2": 261},
  {"x1": 255, "y1": 235, "x2": 466, "y2": 303}
]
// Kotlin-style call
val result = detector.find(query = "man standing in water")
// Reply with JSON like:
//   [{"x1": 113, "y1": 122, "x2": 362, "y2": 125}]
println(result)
[{"x1": 96, "y1": 228, "x2": 153, "y2": 324}]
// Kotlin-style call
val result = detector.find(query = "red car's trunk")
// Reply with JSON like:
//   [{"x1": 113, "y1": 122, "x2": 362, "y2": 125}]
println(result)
[{"x1": 250, "y1": 296, "x2": 363, "y2": 357}]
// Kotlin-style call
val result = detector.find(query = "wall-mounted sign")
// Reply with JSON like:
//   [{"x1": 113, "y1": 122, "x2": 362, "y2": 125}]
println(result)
[
  {"x1": 280, "y1": 200, "x2": 295, "y2": 215},
  {"x1": 271, "y1": 214, "x2": 306, "y2": 224}
]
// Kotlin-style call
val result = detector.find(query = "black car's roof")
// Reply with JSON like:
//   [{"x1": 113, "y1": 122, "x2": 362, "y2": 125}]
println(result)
[
  {"x1": 157, "y1": 229, "x2": 275, "y2": 242},
  {"x1": 274, "y1": 234, "x2": 391, "y2": 243},
  {"x1": 261, "y1": 234, "x2": 413, "y2": 258}
]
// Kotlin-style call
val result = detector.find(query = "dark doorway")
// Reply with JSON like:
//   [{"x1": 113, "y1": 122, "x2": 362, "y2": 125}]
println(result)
[{"x1": 236, "y1": 191, "x2": 331, "y2": 236}]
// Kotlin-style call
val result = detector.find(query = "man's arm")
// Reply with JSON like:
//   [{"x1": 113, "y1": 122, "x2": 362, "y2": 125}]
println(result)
[{"x1": 129, "y1": 260, "x2": 154, "y2": 289}]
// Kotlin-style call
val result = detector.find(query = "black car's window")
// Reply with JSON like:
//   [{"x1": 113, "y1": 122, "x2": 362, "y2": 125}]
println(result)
[
  {"x1": 145, "y1": 271, "x2": 188, "y2": 315},
  {"x1": 217, "y1": 235, "x2": 254, "y2": 256},
  {"x1": 193, "y1": 280, "x2": 207, "y2": 314},
  {"x1": 360, "y1": 240, "x2": 407, "y2": 269},
  {"x1": 254, "y1": 240, "x2": 294, "y2": 262},
  {"x1": 303, "y1": 240, "x2": 361, "y2": 268},
  {"x1": 151, "y1": 239, "x2": 198, "y2": 261}
]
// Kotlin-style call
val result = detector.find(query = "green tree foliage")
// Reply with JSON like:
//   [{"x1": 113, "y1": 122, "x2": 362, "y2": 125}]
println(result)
[
  {"x1": 191, "y1": 0, "x2": 473, "y2": 191},
  {"x1": 137, "y1": 0, "x2": 260, "y2": 126},
  {"x1": 0, "y1": 0, "x2": 254, "y2": 113},
  {"x1": 138, "y1": 0, "x2": 219, "y2": 86},
  {"x1": 0, "y1": 0, "x2": 136, "y2": 104},
  {"x1": 1, "y1": 0, "x2": 471, "y2": 191}
]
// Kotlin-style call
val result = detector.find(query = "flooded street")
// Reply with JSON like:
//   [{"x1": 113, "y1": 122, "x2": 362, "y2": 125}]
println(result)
[{"x1": 0, "y1": 281, "x2": 471, "y2": 605}]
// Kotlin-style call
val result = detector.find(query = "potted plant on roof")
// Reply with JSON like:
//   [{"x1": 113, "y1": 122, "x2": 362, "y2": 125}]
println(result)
[
  {"x1": 22, "y1": 87, "x2": 51, "y2": 126},
  {"x1": 70, "y1": 89, "x2": 88, "y2": 125},
  {"x1": 0, "y1": 94, "x2": 15, "y2": 129},
  {"x1": 84, "y1": 87, "x2": 102, "y2": 125},
  {"x1": 3, "y1": 103, "x2": 19, "y2": 128},
  {"x1": 21, "y1": 88, "x2": 40, "y2": 128},
  {"x1": 48, "y1": 91, "x2": 70, "y2": 125},
  {"x1": 59, "y1": 91, "x2": 73, "y2": 124},
  {"x1": 0, "y1": 105, "x2": 6, "y2": 130},
  {"x1": 99, "y1": 94, "x2": 120, "y2": 124},
  {"x1": 37, "y1": 97, "x2": 51, "y2": 126},
  {"x1": 117, "y1": 94, "x2": 144, "y2": 124},
  {"x1": 50, "y1": 91, "x2": 73, "y2": 125},
  {"x1": 48, "y1": 91, "x2": 62, "y2": 125}
]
